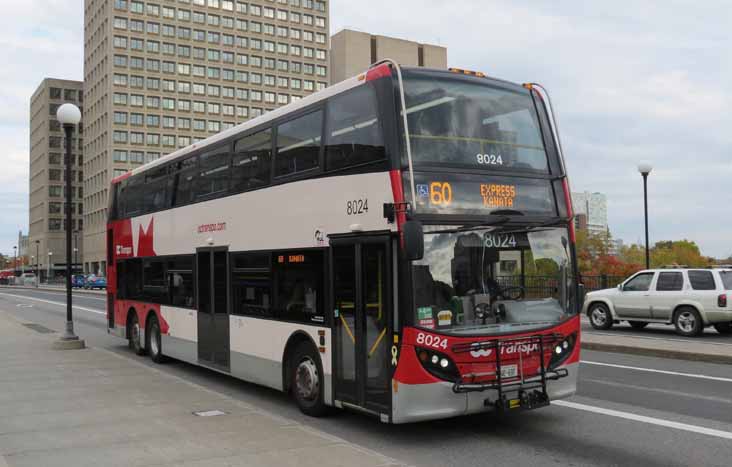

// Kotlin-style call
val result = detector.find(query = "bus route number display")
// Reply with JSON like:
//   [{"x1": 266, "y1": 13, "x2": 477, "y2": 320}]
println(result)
[{"x1": 418, "y1": 182, "x2": 517, "y2": 209}]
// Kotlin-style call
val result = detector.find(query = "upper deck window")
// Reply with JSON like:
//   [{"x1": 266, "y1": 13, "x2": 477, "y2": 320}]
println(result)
[
  {"x1": 275, "y1": 110, "x2": 323, "y2": 177},
  {"x1": 403, "y1": 72, "x2": 549, "y2": 173}
]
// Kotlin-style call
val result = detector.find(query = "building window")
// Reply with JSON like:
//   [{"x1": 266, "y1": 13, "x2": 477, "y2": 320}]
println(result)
[
  {"x1": 49, "y1": 219, "x2": 63, "y2": 231},
  {"x1": 113, "y1": 150, "x2": 128, "y2": 162}
]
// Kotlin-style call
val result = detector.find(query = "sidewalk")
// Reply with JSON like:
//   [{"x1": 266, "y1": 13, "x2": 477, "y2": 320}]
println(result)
[
  {"x1": 0, "y1": 310, "x2": 405, "y2": 467},
  {"x1": 582, "y1": 331, "x2": 732, "y2": 364}
]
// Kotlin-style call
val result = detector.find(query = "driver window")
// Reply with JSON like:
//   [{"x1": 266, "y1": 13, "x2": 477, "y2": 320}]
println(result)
[{"x1": 623, "y1": 273, "x2": 654, "y2": 292}]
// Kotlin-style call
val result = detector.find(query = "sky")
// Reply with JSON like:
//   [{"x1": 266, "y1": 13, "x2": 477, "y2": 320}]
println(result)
[{"x1": 1, "y1": 0, "x2": 730, "y2": 259}]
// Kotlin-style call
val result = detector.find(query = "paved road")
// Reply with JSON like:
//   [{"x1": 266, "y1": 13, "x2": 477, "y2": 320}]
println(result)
[
  {"x1": 582, "y1": 317, "x2": 732, "y2": 345},
  {"x1": 2, "y1": 288, "x2": 732, "y2": 466}
]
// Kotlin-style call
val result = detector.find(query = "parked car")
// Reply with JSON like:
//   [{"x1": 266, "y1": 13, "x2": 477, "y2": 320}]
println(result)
[
  {"x1": 72, "y1": 275, "x2": 86, "y2": 288},
  {"x1": 83, "y1": 275, "x2": 107, "y2": 290},
  {"x1": 583, "y1": 269, "x2": 732, "y2": 337},
  {"x1": 19, "y1": 273, "x2": 37, "y2": 286}
]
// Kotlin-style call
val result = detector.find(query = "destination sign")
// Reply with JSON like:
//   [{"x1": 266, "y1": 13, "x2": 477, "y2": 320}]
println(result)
[{"x1": 411, "y1": 173, "x2": 556, "y2": 216}]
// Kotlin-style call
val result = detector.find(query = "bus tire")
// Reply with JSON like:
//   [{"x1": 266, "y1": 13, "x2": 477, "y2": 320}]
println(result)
[
  {"x1": 146, "y1": 314, "x2": 167, "y2": 364},
  {"x1": 128, "y1": 311, "x2": 146, "y2": 356},
  {"x1": 628, "y1": 321, "x2": 649, "y2": 330},
  {"x1": 291, "y1": 341, "x2": 327, "y2": 417},
  {"x1": 673, "y1": 307, "x2": 703, "y2": 337},
  {"x1": 588, "y1": 303, "x2": 613, "y2": 330}
]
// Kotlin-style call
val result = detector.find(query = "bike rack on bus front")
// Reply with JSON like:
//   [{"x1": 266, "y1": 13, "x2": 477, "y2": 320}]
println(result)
[{"x1": 451, "y1": 333, "x2": 569, "y2": 411}]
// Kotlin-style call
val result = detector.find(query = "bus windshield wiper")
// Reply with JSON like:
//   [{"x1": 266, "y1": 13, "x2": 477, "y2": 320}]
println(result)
[{"x1": 426, "y1": 217, "x2": 511, "y2": 234}]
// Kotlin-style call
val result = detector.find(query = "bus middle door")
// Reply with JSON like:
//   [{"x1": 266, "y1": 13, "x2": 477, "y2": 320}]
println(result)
[{"x1": 331, "y1": 236, "x2": 392, "y2": 417}]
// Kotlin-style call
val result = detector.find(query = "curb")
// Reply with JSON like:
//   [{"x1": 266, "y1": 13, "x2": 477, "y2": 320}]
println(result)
[
  {"x1": 581, "y1": 341, "x2": 732, "y2": 365},
  {"x1": 0, "y1": 285, "x2": 105, "y2": 296}
]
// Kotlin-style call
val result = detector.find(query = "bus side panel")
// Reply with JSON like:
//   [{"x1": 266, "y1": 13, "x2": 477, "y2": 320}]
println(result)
[
  {"x1": 160, "y1": 305, "x2": 198, "y2": 363},
  {"x1": 228, "y1": 316, "x2": 332, "y2": 400}
]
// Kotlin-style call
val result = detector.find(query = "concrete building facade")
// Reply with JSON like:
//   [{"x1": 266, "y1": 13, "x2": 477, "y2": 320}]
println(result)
[
  {"x1": 83, "y1": 0, "x2": 330, "y2": 274},
  {"x1": 28, "y1": 79, "x2": 85, "y2": 281},
  {"x1": 572, "y1": 191, "x2": 608, "y2": 236},
  {"x1": 329, "y1": 29, "x2": 447, "y2": 84}
]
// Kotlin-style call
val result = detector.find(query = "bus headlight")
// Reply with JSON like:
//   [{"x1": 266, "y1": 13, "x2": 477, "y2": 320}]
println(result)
[
  {"x1": 548, "y1": 333, "x2": 577, "y2": 370},
  {"x1": 415, "y1": 347, "x2": 460, "y2": 382}
]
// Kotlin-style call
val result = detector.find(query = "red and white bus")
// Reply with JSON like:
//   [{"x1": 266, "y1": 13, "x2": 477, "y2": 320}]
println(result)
[{"x1": 107, "y1": 61, "x2": 581, "y2": 423}]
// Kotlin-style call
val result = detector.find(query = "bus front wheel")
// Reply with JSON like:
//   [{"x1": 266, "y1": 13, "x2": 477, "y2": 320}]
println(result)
[{"x1": 291, "y1": 342, "x2": 327, "y2": 417}]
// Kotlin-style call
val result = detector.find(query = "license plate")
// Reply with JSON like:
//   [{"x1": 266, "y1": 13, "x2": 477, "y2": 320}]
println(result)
[{"x1": 500, "y1": 364, "x2": 518, "y2": 379}]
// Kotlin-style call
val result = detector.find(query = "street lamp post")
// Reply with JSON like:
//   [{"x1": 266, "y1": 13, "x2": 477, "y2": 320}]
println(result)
[
  {"x1": 48, "y1": 252, "x2": 53, "y2": 283},
  {"x1": 55, "y1": 103, "x2": 84, "y2": 349},
  {"x1": 638, "y1": 161, "x2": 653, "y2": 269},
  {"x1": 35, "y1": 240, "x2": 40, "y2": 287},
  {"x1": 13, "y1": 245, "x2": 17, "y2": 280},
  {"x1": 73, "y1": 231, "x2": 79, "y2": 275}
]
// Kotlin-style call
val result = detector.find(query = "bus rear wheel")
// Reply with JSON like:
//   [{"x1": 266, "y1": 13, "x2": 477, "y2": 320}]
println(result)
[
  {"x1": 128, "y1": 312, "x2": 146, "y2": 356},
  {"x1": 291, "y1": 342, "x2": 327, "y2": 417},
  {"x1": 146, "y1": 314, "x2": 167, "y2": 364}
]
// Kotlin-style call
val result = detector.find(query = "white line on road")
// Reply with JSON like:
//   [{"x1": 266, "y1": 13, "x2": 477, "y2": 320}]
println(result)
[
  {"x1": 581, "y1": 360, "x2": 732, "y2": 383},
  {"x1": 0, "y1": 293, "x2": 105, "y2": 316},
  {"x1": 554, "y1": 400, "x2": 732, "y2": 441}
]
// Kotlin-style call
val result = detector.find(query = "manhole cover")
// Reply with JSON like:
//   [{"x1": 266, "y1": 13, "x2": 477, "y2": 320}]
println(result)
[
  {"x1": 22, "y1": 323, "x2": 55, "y2": 334},
  {"x1": 193, "y1": 410, "x2": 227, "y2": 417}
]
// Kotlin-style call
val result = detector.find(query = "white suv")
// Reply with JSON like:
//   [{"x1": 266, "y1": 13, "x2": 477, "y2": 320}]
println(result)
[{"x1": 583, "y1": 269, "x2": 732, "y2": 337}]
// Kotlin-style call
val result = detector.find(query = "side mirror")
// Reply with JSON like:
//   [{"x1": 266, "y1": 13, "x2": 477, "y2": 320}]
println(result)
[
  {"x1": 578, "y1": 283, "x2": 586, "y2": 305},
  {"x1": 617, "y1": 284, "x2": 623, "y2": 291},
  {"x1": 403, "y1": 220, "x2": 424, "y2": 261}
]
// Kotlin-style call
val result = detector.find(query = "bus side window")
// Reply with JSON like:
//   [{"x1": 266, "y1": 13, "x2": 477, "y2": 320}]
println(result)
[
  {"x1": 273, "y1": 251, "x2": 324, "y2": 324},
  {"x1": 174, "y1": 156, "x2": 198, "y2": 207},
  {"x1": 230, "y1": 252, "x2": 272, "y2": 317},
  {"x1": 275, "y1": 110, "x2": 323, "y2": 177},
  {"x1": 195, "y1": 144, "x2": 231, "y2": 200},
  {"x1": 325, "y1": 83, "x2": 385, "y2": 171},
  {"x1": 168, "y1": 256, "x2": 194, "y2": 308},
  {"x1": 142, "y1": 258, "x2": 168, "y2": 304},
  {"x1": 233, "y1": 129, "x2": 272, "y2": 192}
]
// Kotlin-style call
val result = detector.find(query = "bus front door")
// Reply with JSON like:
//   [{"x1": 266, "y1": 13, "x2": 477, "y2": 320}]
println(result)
[
  {"x1": 331, "y1": 237, "x2": 392, "y2": 416},
  {"x1": 196, "y1": 248, "x2": 230, "y2": 371}
]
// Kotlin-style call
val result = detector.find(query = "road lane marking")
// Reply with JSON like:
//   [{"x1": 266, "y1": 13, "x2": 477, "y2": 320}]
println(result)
[
  {"x1": 583, "y1": 378, "x2": 732, "y2": 404},
  {"x1": 553, "y1": 400, "x2": 732, "y2": 441},
  {"x1": 0, "y1": 293, "x2": 105, "y2": 316},
  {"x1": 581, "y1": 360, "x2": 732, "y2": 383}
]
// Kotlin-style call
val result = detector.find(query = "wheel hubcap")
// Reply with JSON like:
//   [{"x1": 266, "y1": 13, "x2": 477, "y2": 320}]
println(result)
[
  {"x1": 132, "y1": 322, "x2": 140, "y2": 346},
  {"x1": 678, "y1": 312, "x2": 695, "y2": 333},
  {"x1": 295, "y1": 357, "x2": 319, "y2": 401},
  {"x1": 150, "y1": 324, "x2": 159, "y2": 355},
  {"x1": 591, "y1": 307, "x2": 607, "y2": 326}
]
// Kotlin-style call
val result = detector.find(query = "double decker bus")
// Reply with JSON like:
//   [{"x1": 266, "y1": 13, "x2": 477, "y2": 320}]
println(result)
[{"x1": 107, "y1": 61, "x2": 581, "y2": 423}]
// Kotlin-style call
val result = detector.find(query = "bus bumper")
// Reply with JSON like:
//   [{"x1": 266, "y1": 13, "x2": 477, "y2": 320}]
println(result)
[{"x1": 391, "y1": 362, "x2": 578, "y2": 424}]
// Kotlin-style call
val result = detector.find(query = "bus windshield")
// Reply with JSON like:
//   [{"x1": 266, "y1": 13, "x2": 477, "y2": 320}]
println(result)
[
  {"x1": 412, "y1": 226, "x2": 575, "y2": 335},
  {"x1": 403, "y1": 71, "x2": 549, "y2": 172}
]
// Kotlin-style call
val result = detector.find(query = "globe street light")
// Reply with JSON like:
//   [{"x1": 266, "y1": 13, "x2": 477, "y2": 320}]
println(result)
[
  {"x1": 56, "y1": 103, "x2": 84, "y2": 348},
  {"x1": 637, "y1": 161, "x2": 653, "y2": 269}
]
